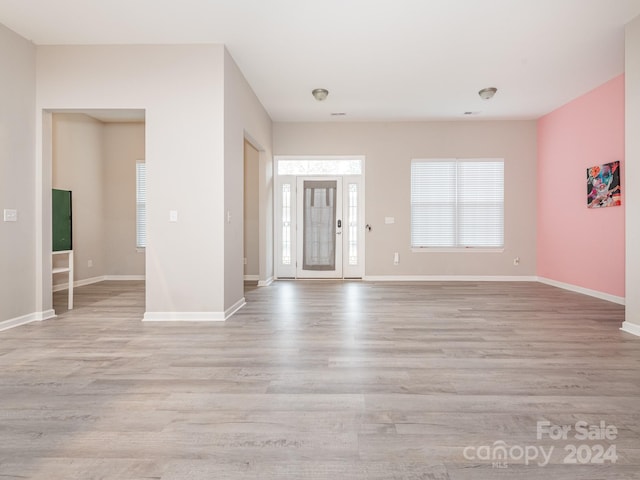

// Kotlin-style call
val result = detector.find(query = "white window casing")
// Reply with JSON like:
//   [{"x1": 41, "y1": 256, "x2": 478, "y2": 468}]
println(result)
[{"x1": 411, "y1": 158, "x2": 504, "y2": 251}]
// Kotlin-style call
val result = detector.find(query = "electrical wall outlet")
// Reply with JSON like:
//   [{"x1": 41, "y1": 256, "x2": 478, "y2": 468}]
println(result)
[
  {"x1": 88, "y1": 259, "x2": 93, "y2": 267},
  {"x1": 513, "y1": 257, "x2": 520, "y2": 266},
  {"x1": 3, "y1": 209, "x2": 17, "y2": 222},
  {"x1": 394, "y1": 252, "x2": 399, "y2": 265}
]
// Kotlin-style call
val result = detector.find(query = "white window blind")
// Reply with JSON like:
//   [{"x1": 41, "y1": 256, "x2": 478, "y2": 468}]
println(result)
[
  {"x1": 136, "y1": 161, "x2": 146, "y2": 248},
  {"x1": 411, "y1": 159, "x2": 504, "y2": 248}
]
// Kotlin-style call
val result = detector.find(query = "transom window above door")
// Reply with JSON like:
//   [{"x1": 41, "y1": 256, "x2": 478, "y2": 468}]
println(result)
[{"x1": 277, "y1": 156, "x2": 363, "y2": 176}]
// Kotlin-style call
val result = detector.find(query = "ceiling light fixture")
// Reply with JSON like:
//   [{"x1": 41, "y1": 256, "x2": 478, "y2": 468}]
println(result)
[
  {"x1": 312, "y1": 88, "x2": 329, "y2": 101},
  {"x1": 478, "y1": 87, "x2": 497, "y2": 100}
]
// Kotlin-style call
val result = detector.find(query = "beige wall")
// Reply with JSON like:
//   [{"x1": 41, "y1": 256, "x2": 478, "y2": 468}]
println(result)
[
  {"x1": 223, "y1": 48, "x2": 273, "y2": 311},
  {"x1": 0, "y1": 23, "x2": 37, "y2": 325},
  {"x1": 37, "y1": 45, "x2": 226, "y2": 318},
  {"x1": 52, "y1": 113, "x2": 106, "y2": 284},
  {"x1": 52, "y1": 116, "x2": 145, "y2": 286},
  {"x1": 244, "y1": 140, "x2": 260, "y2": 278},
  {"x1": 104, "y1": 122, "x2": 145, "y2": 276},
  {"x1": 274, "y1": 121, "x2": 537, "y2": 277},
  {"x1": 624, "y1": 15, "x2": 640, "y2": 334}
]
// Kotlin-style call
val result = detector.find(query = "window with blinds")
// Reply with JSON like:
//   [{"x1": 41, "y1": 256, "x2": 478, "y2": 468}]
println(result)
[
  {"x1": 411, "y1": 159, "x2": 504, "y2": 249},
  {"x1": 136, "y1": 161, "x2": 146, "y2": 248}
]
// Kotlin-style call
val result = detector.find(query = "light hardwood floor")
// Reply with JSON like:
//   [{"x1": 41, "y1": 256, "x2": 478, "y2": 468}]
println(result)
[{"x1": 1, "y1": 280, "x2": 638, "y2": 479}]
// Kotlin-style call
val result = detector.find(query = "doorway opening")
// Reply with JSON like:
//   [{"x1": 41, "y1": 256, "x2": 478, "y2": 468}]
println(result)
[
  {"x1": 275, "y1": 156, "x2": 365, "y2": 279},
  {"x1": 46, "y1": 109, "x2": 146, "y2": 316},
  {"x1": 243, "y1": 139, "x2": 260, "y2": 289}
]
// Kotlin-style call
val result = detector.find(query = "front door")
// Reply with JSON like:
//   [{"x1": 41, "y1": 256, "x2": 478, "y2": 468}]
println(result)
[{"x1": 296, "y1": 177, "x2": 343, "y2": 278}]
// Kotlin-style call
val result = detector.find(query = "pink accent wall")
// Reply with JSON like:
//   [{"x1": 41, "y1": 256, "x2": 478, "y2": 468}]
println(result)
[{"x1": 537, "y1": 75, "x2": 625, "y2": 297}]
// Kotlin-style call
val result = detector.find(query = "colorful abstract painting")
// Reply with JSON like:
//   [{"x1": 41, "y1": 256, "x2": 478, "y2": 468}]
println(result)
[{"x1": 587, "y1": 161, "x2": 621, "y2": 209}]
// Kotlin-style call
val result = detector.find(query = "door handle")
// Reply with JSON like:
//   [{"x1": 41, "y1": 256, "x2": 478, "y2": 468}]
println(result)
[{"x1": 337, "y1": 219, "x2": 342, "y2": 228}]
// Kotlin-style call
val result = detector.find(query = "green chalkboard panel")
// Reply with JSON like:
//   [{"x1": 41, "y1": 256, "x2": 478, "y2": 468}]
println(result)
[{"x1": 52, "y1": 189, "x2": 72, "y2": 251}]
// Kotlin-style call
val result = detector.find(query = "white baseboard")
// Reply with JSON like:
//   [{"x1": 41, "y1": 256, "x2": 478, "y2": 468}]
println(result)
[
  {"x1": 537, "y1": 277, "x2": 625, "y2": 305},
  {"x1": 363, "y1": 275, "x2": 538, "y2": 282},
  {"x1": 53, "y1": 275, "x2": 145, "y2": 292},
  {"x1": 363, "y1": 275, "x2": 625, "y2": 305},
  {"x1": 36, "y1": 309, "x2": 57, "y2": 321},
  {"x1": 225, "y1": 297, "x2": 246, "y2": 320},
  {"x1": 142, "y1": 297, "x2": 245, "y2": 323},
  {"x1": 143, "y1": 311, "x2": 225, "y2": 322},
  {"x1": 244, "y1": 275, "x2": 260, "y2": 281},
  {"x1": 621, "y1": 322, "x2": 640, "y2": 337},
  {"x1": 258, "y1": 276, "x2": 275, "y2": 287},
  {"x1": 104, "y1": 275, "x2": 145, "y2": 281},
  {"x1": 53, "y1": 275, "x2": 104, "y2": 292},
  {"x1": 0, "y1": 309, "x2": 56, "y2": 332}
]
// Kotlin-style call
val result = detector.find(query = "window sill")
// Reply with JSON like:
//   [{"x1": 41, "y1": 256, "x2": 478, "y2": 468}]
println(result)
[{"x1": 411, "y1": 247, "x2": 505, "y2": 254}]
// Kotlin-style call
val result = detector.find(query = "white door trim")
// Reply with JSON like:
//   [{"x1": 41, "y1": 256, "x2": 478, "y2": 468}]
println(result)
[{"x1": 274, "y1": 156, "x2": 365, "y2": 280}]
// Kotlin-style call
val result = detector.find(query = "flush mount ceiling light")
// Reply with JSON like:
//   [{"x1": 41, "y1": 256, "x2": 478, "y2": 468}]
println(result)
[
  {"x1": 312, "y1": 88, "x2": 329, "y2": 101},
  {"x1": 478, "y1": 87, "x2": 497, "y2": 100}
]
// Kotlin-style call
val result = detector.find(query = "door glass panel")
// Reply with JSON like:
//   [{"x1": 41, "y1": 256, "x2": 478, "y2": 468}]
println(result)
[{"x1": 303, "y1": 180, "x2": 337, "y2": 270}]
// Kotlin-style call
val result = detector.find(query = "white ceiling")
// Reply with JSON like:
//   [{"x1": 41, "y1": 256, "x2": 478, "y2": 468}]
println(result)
[{"x1": 1, "y1": 0, "x2": 640, "y2": 122}]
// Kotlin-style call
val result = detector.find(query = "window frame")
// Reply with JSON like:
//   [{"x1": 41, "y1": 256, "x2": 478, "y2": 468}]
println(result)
[{"x1": 410, "y1": 158, "x2": 505, "y2": 253}]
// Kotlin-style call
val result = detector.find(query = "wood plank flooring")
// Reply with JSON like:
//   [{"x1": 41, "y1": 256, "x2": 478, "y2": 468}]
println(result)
[{"x1": 1, "y1": 280, "x2": 638, "y2": 479}]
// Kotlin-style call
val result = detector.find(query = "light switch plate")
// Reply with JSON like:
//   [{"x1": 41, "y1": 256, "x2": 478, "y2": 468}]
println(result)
[
  {"x1": 3, "y1": 209, "x2": 17, "y2": 222},
  {"x1": 385, "y1": 216, "x2": 395, "y2": 224},
  {"x1": 169, "y1": 210, "x2": 178, "y2": 222}
]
